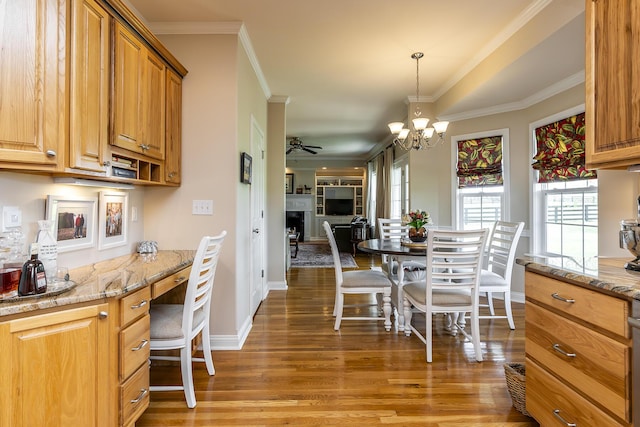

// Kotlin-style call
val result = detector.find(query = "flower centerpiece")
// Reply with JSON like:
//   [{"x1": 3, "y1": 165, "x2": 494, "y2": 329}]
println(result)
[{"x1": 402, "y1": 209, "x2": 432, "y2": 242}]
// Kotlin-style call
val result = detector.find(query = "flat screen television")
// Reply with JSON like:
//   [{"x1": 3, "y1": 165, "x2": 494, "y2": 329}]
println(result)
[{"x1": 325, "y1": 198, "x2": 354, "y2": 216}]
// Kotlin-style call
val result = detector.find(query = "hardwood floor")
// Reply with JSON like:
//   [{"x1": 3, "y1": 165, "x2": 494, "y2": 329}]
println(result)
[{"x1": 138, "y1": 251, "x2": 539, "y2": 426}]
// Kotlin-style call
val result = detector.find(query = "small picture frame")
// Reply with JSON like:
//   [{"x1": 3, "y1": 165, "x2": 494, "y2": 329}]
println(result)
[
  {"x1": 46, "y1": 195, "x2": 98, "y2": 253},
  {"x1": 98, "y1": 191, "x2": 128, "y2": 250},
  {"x1": 285, "y1": 173, "x2": 294, "y2": 194},
  {"x1": 241, "y1": 152, "x2": 252, "y2": 184}
]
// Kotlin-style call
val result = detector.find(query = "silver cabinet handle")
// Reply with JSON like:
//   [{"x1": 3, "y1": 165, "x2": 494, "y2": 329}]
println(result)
[
  {"x1": 45, "y1": 150, "x2": 57, "y2": 157},
  {"x1": 253, "y1": 228, "x2": 260, "y2": 234},
  {"x1": 130, "y1": 388, "x2": 148, "y2": 404},
  {"x1": 551, "y1": 292, "x2": 575, "y2": 303},
  {"x1": 99, "y1": 311, "x2": 108, "y2": 319},
  {"x1": 131, "y1": 299, "x2": 148, "y2": 309},
  {"x1": 552, "y1": 343, "x2": 576, "y2": 358},
  {"x1": 174, "y1": 276, "x2": 186, "y2": 283},
  {"x1": 131, "y1": 339, "x2": 148, "y2": 351},
  {"x1": 553, "y1": 409, "x2": 577, "y2": 426}
]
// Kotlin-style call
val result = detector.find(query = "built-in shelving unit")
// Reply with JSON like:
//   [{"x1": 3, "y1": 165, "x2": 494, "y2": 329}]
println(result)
[
  {"x1": 110, "y1": 150, "x2": 163, "y2": 184},
  {"x1": 315, "y1": 174, "x2": 364, "y2": 217}
]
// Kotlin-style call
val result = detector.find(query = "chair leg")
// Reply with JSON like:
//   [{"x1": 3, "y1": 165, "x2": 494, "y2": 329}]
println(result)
[
  {"x1": 504, "y1": 292, "x2": 515, "y2": 330},
  {"x1": 426, "y1": 308, "x2": 433, "y2": 363},
  {"x1": 382, "y1": 289, "x2": 392, "y2": 332},
  {"x1": 181, "y1": 346, "x2": 197, "y2": 408},
  {"x1": 470, "y1": 309, "x2": 483, "y2": 362},
  {"x1": 333, "y1": 294, "x2": 344, "y2": 330},
  {"x1": 202, "y1": 322, "x2": 215, "y2": 375},
  {"x1": 486, "y1": 291, "x2": 496, "y2": 316}
]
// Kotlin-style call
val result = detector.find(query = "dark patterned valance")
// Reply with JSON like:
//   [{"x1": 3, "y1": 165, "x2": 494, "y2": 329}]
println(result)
[
  {"x1": 456, "y1": 136, "x2": 503, "y2": 188},
  {"x1": 531, "y1": 112, "x2": 597, "y2": 183}
]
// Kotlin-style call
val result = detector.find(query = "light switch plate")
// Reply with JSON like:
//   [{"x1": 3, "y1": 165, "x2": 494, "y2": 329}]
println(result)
[
  {"x1": 2, "y1": 206, "x2": 22, "y2": 231},
  {"x1": 192, "y1": 200, "x2": 213, "y2": 215}
]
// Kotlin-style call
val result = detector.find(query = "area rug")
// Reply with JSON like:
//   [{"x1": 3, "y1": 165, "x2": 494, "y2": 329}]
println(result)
[{"x1": 290, "y1": 243, "x2": 357, "y2": 268}]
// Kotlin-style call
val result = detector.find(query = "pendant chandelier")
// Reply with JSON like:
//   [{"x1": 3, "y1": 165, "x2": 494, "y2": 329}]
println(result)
[{"x1": 388, "y1": 52, "x2": 449, "y2": 151}]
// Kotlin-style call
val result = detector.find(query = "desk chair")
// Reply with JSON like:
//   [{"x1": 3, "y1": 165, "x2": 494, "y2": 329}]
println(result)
[
  {"x1": 149, "y1": 231, "x2": 227, "y2": 408},
  {"x1": 323, "y1": 221, "x2": 392, "y2": 331},
  {"x1": 403, "y1": 229, "x2": 487, "y2": 362}
]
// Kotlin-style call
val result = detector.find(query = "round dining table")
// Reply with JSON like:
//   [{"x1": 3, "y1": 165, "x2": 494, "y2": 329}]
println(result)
[{"x1": 357, "y1": 239, "x2": 428, "y2": 331}]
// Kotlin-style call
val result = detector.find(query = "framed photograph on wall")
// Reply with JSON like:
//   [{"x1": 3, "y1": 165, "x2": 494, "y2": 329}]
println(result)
[
  {"x1": 98, "y1": 191, "x2": 128, "y2": 250},
  {"x1": 46, "y1": 195, "x2": 98, "y2": 253},
  {"x1": 241, "y1": 152, "x2": 252, "y2": 184},
  {"x1": 285, "y1": 173, "x2": 294, "y2": 194}
]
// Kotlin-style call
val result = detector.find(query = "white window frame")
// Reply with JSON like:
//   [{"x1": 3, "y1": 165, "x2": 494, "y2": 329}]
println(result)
[
  {"x1": 451, "y1": 128, "x2": 510, "y2": 230},
  {"x1": 529, "y1": 104, "x2": 598, "y2": 271},
  {"x1": 391, "y1": 157, "x2": 408, "y2": 219}
]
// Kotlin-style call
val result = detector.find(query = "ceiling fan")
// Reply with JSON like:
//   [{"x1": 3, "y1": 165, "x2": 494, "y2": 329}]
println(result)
[{"x1": 286, "y1": 137, "x2": 322, "y2": 155}]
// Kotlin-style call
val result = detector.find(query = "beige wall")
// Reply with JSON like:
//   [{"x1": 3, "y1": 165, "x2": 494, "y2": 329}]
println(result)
[
  {"x1": 0, "y1": 172, "x2": 145, "y2": 269},
  {"x1": 144, "y1": 33, "x2": 267, "y2": 346}
]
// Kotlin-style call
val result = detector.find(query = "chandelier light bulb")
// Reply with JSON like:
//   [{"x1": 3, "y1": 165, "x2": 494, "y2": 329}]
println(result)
[
  {"x1": 398, "y1": 128, "x2": 410, "y2": 141},
  {"x1": 388, "y1": 122, "x2": 404, "y2": 134},
  {"x1": 412, "y1": 117, "x2": 429, "y2": 131},
  {"x1": 433, "y1": 121, "x2": 449, "y2": 135}
]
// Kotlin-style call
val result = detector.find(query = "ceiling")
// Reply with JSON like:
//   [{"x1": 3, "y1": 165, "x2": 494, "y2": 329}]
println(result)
[{"x1": 125, "y1": 0, "x2": 586, "y2": 162}]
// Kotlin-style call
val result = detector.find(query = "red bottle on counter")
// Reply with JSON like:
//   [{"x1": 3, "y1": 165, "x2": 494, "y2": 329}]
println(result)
[{"x1": 18, "y1": 243, "x2": 47, "y2": 296}]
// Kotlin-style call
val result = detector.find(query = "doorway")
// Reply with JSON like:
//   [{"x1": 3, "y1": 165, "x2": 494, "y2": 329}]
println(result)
[{"x1": 250, "y1": 117, "x2": 266, "y2": 316}]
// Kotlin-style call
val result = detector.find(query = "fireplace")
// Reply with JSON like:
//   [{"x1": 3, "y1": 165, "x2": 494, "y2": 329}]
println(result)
[{"x1": 286, "y1": 211, "x2": 305, "y2": 242}]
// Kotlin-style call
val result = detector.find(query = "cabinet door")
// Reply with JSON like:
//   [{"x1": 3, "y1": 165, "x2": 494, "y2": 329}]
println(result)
[
  {"x1": 0, "y1": 0, "x2": 65, "y2": 169},
  {"x1": 165, "y1": 68, "x2": 182, "y2": 184},
  {"x1": 68, "y1": 0, "x2": 110, "y2": 172},
  {"x1": 0, "y1": 304, "x2": 111, "y2": 427},
  {"x1": 586, "y1": 0, "x2": 640, "y2": 168},
  {"x1": 113, "y1": 21, "x2": 145, "y2": 154},
  {"x1": 141, "y1": 49, "x2": 166, "y2": 160}
]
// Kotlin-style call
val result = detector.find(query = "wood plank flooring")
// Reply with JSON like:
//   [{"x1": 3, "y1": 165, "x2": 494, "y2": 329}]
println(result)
[{"x1": 137, "y1": 250, "x2": 539, "y2": 426}]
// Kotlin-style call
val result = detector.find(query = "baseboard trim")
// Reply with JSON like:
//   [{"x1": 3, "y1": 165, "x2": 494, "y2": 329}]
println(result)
[
  {"x1": 268, "y1": 280, "x2": 288, "y2": 291},
  {"x1": 207, "y1": 316, "x2": 252, "y2": 350}
]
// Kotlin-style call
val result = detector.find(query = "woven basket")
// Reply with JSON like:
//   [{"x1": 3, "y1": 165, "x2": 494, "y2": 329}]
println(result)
[{"x1": 504, "y1": 363, "x2": 531, "y2": 417}]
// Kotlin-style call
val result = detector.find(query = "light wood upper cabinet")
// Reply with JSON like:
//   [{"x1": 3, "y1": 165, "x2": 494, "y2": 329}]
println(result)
[
  {"x1": 0, "y1": 0, "x2": 65, "y2": 170},
  {"x1": 0, "y1": 304, "x2": 113, "y2": 427},
  {"x1": 113, "y1": 21, "x2": 166, "y2": 161},
  {"x1": 68, "y1": 0, "x2": 110, "y2": 173},
  {"x1": 586, "y1": 0, "x2": 640, "y2": 169},
  {"x1": 113, "y1": 21, "x2": 145, "y2": 155},
  {"x1": 165, "y1": 68, "x2": 183, "y2": 184}
]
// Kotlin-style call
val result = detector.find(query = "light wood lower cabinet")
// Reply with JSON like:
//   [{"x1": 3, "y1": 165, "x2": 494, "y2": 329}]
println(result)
[
  {"x1": 524, "y1": 271, "x2": 632, "y2": 426},
  {"x1": 0, "y1": 303, "x2": 113, "y2": 427}
]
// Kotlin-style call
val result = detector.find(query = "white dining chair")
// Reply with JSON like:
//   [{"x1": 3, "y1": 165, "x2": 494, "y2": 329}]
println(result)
[
  {"x1": 323, "y1": 221, "x2": 392, "y2": 331},
  {"x1": 403, "y1": 228, "x2": 487, "y2": 362},
  {"x1": 149, "y1": 231, "x2": 227, "y2": 408},
  {"x1": 478, "y1": 220, "x2": 524, "y2": 329}
]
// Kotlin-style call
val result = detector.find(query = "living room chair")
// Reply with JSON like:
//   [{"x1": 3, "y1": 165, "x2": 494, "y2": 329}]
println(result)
[
  {"x1": 479, "y1": 220, "x2": 524, "y2": 330},
  {"x1": 403, "y1": 228, "x2": 487, "y2": 362},
  {"x1": 149, "y1": 231, "x2": 227, "y2": 408},
  {"x1": 323, "y1": 221, "x2": 392, "y2": 331}
]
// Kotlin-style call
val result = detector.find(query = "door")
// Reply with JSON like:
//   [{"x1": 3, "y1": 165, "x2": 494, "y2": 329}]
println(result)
[{"x1": 250, "y1": 117, "x2": 266, "y2": 315}]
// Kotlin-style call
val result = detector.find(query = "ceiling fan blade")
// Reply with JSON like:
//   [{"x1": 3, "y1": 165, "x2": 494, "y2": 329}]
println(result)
[
  {"x1": 305, "y1": 145, "x2": 322, "y2": 149},
  {"x1": 286, "y1": 147, "x2": 294, "y2": 154},
  {"x1": 302, "y1": 147, "x2": 317, "y2": 154}
]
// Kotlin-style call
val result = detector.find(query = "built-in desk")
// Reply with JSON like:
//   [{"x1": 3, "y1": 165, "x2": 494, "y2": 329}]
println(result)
[{"x1": 0, "y1": 250, "x2": 195, "y2": 427}]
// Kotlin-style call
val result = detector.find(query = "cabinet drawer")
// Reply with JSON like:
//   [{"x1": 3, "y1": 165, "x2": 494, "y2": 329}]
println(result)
[
  {"x1": 151, "y1": 265, "x2": 191, "y2": 299},
  {"x1": 120, "y1": 314, "x2": 150, "y2": 380},
  {"x1": 526, "y1": 303, "x2": 630, "y2": 421},
  {"x1": 525, "y1": 271, "x2": 629, "y2": 337},
  {"x1": 526, "y1": 359, "x2": 629, "y2": 427},
  {"x1": 120, "y1": 286, "x2": 151, "y2": 326},
  {"x1": 120, "y1": 364, "x2": 149, "y2": 426}
]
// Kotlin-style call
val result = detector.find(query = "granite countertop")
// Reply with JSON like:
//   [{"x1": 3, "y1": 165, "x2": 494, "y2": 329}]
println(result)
[
  {"x1": 0, "y1": 250, "x2": 196, "y2": 317},
  {"x1": 516, "y1": 255, "x2": 640, "y2": 301}
]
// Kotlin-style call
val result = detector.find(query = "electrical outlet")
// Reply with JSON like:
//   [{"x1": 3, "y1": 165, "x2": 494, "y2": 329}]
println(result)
[
  {"x1": 2, "y1": 206, "x2": 22, "y2": 231},
  {"x1": 192, "y1": 200, "x2": 213, "y2": 215}
]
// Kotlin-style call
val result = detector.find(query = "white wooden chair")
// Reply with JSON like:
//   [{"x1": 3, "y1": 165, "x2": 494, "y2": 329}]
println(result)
[
  {"x1": 403, "y1": 229, "x2": 487, "y2": 362},
  {"x1": 149, "y1": 231, "x2": 227, "y2": 408},
  {"x1": 478, "y1": 220, "x2": 524, "y2": 329},
  {"x1": 323, "y1": 221, "x2": 392, "y2": 331}
]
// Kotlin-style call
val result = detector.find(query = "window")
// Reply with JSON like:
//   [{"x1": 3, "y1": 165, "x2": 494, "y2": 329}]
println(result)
[
  {"x1": 531, "y1": 107, "x2": 598, "y2": 273},
  {"x1": 390, "y1": 158, "x2": 408, "y2": 219},
  {"x1": 452, "y1": 129, "x2": 509, "y2": 231}
]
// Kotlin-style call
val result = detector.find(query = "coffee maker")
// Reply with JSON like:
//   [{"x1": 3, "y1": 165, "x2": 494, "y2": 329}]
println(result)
[{"x1": 620, "y1": 197, "x2": 640, "y2": 270}]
